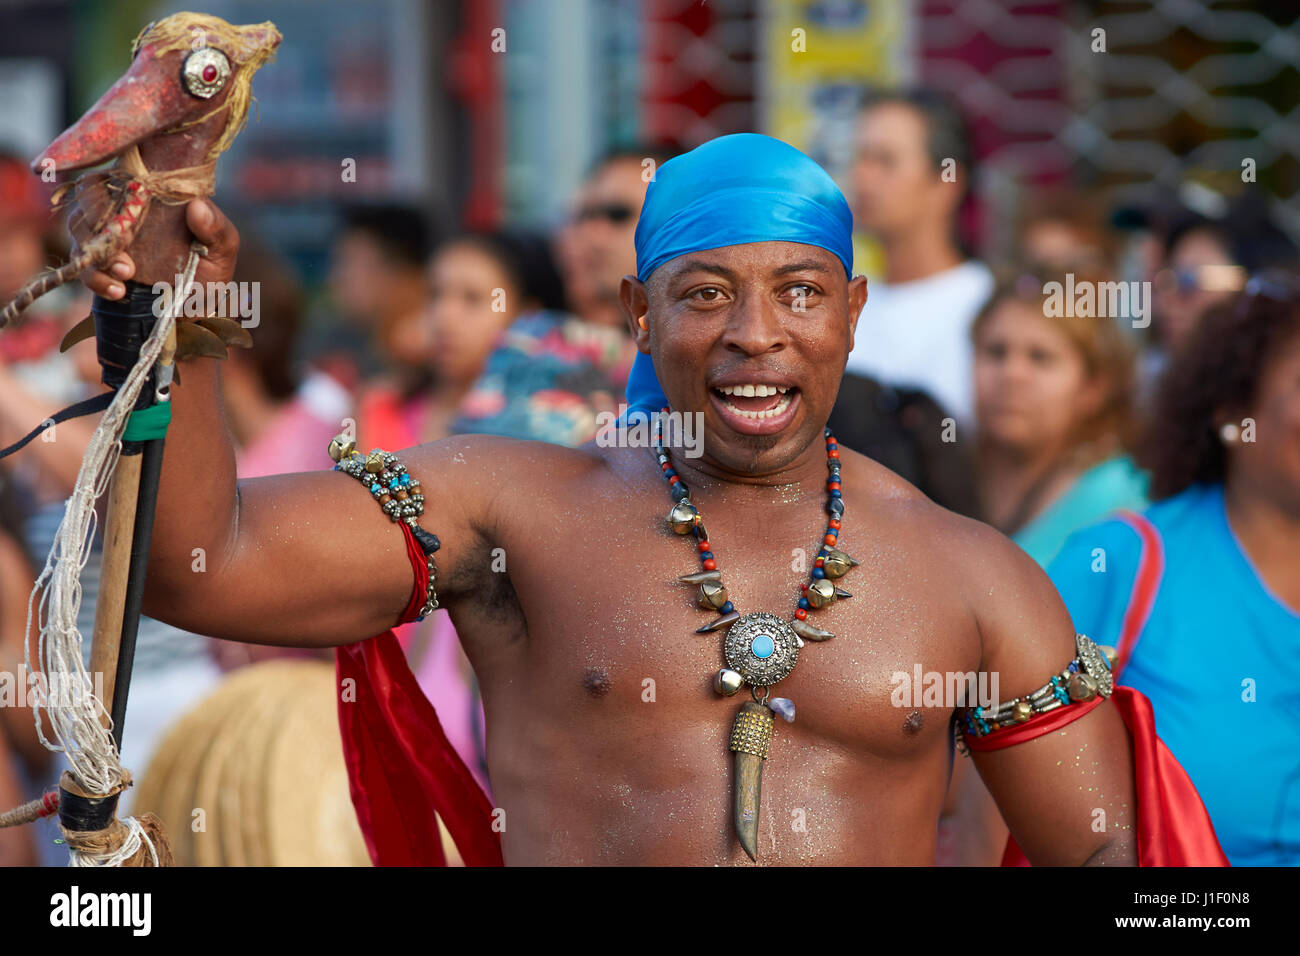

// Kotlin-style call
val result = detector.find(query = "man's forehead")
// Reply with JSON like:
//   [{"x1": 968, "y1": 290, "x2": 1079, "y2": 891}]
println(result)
[{"x1": 659, "y1": 242, "x2": 842, "y2": 279}]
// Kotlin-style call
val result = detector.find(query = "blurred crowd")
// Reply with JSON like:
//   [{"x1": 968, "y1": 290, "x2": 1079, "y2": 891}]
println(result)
[{"x1": 1, "y1": 87, "x2": 1297, "y2": 867}]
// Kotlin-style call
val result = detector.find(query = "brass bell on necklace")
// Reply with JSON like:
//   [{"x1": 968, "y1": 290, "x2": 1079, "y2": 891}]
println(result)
[
  {"x1": 821, "y1": 548, "x2": 860, "y2": 579},
  {"x1": 806, "y1": 578, "x2": 837, "y2": 608},
  {"x1": 668, "y1": 501, "x2": 699, "y2": 534},
  {"x1": 697, "y1": 580, "x2": 728, "y2": 610},
  {"x1": 714, "y1": 669, "x2": 744, "y2": 696}
]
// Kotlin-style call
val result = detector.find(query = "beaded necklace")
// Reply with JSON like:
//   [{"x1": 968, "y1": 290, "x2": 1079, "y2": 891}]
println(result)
[{"x1": 652, "y1": 410, "x2": 859, "y2": 861}]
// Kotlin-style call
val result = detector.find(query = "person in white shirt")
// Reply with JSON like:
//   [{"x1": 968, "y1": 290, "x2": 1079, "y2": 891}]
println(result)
[{"x1": 845, "y1": 89, "x2": 993, "y2": 425}]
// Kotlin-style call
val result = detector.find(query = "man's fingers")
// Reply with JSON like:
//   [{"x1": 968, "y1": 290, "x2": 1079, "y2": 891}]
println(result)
[
  {"x1": 108, "y1": 253, "x2": 134, "y2": 280},
  {"x1": 80, "y1": 267, "x2": 125, "y2": 300},
  {"x1": 78, "y1": 252, "x2": 134, "y2": 299},
  {"x1": 186, "y1": 199, "x2": 238, "y2": 261}
]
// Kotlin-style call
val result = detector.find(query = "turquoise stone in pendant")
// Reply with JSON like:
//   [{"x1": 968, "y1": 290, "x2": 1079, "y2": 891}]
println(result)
[{"x1": 751, "y1": 634, "x2": 775, "y2": 659}]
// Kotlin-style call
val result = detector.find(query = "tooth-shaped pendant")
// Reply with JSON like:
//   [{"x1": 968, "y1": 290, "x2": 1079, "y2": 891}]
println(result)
[
  {"x1": 696, "y1": 610, "x2": 740, "y2": 633},
  {"x1": 729, "y1": 701, "x2": 774, "y2": 862},
  {"x1": 821, "y1": 548, "x2": 860, "y2": 579},
  {"x1": 833, "y1": 586, "x2": 852, "y2": 599},
  {"x1": 791, "y1": 618, "x2": 834, "y2": 642},
  {"x1": 678, "y1": 570, "x2": 722, "y2": 585}
]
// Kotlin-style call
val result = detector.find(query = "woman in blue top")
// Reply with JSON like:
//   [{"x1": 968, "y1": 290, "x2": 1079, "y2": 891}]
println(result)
[
  {"x1": 1048, "y1": 275, "x2": 1300, "y2": 865},
  {"x1": 971, "y1": 266, "x2": 1149, "y2": 571}
]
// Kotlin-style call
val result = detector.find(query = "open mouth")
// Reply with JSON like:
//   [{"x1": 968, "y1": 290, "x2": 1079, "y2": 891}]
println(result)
[{"x1": 710, "y1": 382, "x2": 800, "y2": 435}]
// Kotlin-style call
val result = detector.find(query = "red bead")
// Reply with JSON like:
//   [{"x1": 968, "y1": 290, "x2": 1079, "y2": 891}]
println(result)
[
  {"x1": 828, "y1": 449, "x2": 839, "y2": 459},
  {"x1": 828, "y1": 481, "x2": 841, "y2": 491},
  {"x1": 829, "y1": 519, "x2": 841, "y2": 529},
  {"x1": 697, "y1": 540, "x2": 709, "y2": 552},
  {"x1": 795, "y1": 608, "x2": 807, "y2": 620},
  {"x1": 202, "y1": 64, "x2": 218, "y2": 83},
  {"x1": 668, "y1": 476, "x2": 680, "y2": 485},
  {"x1": 800, "y1": 583, "x2": 808, "y2": 592},
  {"x1": 824, "y1": 534, "x2": 836, "y2": 545},
  {"x1": 702, "y1": 558, "x2": 717, "y2": 571},
  {"x1": 814, "y1": 557, "x2": 824, "y2": 566}
]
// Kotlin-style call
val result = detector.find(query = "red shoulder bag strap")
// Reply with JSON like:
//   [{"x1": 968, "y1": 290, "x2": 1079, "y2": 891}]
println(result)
[{"x1": 1112, "y1": 510, "x2": 1165, "y2": 680}]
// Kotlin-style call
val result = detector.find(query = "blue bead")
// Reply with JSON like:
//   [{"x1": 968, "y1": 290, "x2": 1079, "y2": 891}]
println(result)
[
  {"x1": 812, "y1": 568, "x2": 825, "y2": 579},
  {"x1": 721, "y1": 601, "x2": 734, "y2": 614},
  {"x1": 830, "y1": 489, "x2": 842, "y2": 498},
  {"x1": 401, "y1": 473, "x2": 410, "y2": 485},
  {"x1": 797, "y1": 597, "x2": 809, "y2": 609},
  {"x1": 699, "y1": 551, "x2": 714, "y2": 560},
  {"x1": 751, "y1": 635, "x2": 775, "y2": 659},
  {"x1": 370, "y1": 483, "x2": 380, "y2": 493}
]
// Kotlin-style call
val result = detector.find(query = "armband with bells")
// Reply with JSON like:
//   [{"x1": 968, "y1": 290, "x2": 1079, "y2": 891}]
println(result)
[
  {"x1": 328, "y1": 433, "x2": 440, "y2": 619},
  {"x1": 955, "y1": 633, "x2": 1117, "y2": 753}
]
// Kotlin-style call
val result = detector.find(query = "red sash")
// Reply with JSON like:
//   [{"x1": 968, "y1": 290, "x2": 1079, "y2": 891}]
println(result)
[
  {"x1": 996, "y1": 511, "x2": 1228, "y2": 866},
  {"x1": 335, "y1": 522, "x2": 504, "y2": 866}
]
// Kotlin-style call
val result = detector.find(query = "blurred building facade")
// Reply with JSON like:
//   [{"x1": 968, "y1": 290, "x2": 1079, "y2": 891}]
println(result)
[{"x1": 0, "y1": 0, "x2": 1295, "y2": 286}]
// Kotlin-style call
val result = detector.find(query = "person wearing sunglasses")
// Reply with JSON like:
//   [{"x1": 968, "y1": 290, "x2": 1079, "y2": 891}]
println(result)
[
  {"x1": 1143, "y1": 199, "x2": 1298, "y2": 406},
  {"x1": 554, "y1": 145, "x2": 676, "y2": 331}
]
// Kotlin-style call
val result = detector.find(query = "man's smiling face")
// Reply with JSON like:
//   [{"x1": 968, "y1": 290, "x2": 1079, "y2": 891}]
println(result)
[{"x1": 621, "y1": 240, "x2": 868, "y2": 475}]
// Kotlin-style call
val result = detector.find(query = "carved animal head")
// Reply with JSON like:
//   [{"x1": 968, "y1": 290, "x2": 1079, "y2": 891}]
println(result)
[{"x1": 35, "y1": 12, "x2": 280, "y2": 176}]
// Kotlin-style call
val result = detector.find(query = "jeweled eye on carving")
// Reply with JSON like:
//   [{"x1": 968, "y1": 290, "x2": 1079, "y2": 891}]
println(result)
[{"x1": 182, "y1": 47, "x2": 231, "y2": 99}]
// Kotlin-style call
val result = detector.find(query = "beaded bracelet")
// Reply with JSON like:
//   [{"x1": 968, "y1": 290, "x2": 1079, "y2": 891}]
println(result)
[
  {"x1": 328, "y1": 433, "x2": 440, "y2": 618},
  {"x1": 956, "y1": 633, "x2": 1116, "y2": 749}
]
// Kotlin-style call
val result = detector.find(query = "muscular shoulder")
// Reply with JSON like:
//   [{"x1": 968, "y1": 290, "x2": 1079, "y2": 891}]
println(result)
[
  {"x1": 843, "y1": 444, "x2": 1077, "y2": 680},
  {"x1": 403, "y1": 433, "x2": 612, "y2": 528},
  {"x1": 840, "y1": 443, "x2": 990, "y2": 568}
]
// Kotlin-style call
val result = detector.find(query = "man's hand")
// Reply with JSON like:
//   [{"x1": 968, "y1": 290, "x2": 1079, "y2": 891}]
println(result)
[{"x1": 80, "y1": 198, "x2": 239, "y2": 300}]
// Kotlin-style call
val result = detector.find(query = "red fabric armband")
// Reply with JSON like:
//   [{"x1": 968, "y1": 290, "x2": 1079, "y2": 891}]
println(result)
[{"x1": 964, "y1": 695, "x2": 1106, "y2": 752}]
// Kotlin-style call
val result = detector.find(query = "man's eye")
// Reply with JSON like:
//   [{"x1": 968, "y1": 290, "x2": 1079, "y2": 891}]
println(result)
[{"x1": 690, "y1": 287, "x2": 724, "y2": 302}]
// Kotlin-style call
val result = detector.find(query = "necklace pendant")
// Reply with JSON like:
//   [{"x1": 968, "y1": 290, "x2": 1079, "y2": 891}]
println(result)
[
  {"x1": 729, "y1": 699, "x2": 774, "y2": 862},
  {"x1": 723, "y1": 611, "x2": 799, "y2": 688}
]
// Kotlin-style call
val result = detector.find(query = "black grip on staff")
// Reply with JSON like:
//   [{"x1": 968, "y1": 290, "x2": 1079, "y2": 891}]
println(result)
[{"x1": 92, "y1": 280, "x2": 168, "y2": 750}]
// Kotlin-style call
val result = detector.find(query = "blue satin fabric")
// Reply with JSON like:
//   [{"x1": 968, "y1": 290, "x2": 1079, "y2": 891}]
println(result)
[{"x1": 622, "y1": 133, "x2": 853, "y2": 424}]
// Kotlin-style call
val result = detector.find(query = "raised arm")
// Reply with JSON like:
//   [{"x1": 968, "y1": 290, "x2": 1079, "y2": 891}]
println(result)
[
  {"x1": 960, "y1": 526, "x2": 1138, "y2": 866},
  {"x1": 80, "y1": 200, "x2": 496, "y2": 648}
]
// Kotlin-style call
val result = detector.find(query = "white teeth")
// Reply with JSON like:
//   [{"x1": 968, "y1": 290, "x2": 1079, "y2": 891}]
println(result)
[
  {"x1": 717, "y1": 384, "x2": 792, "y2": 396},
  {"x1": 720, "y1": 391, "x2": 793, "y2": 420}
]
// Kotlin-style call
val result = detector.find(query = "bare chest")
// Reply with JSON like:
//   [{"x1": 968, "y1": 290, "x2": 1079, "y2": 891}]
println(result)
[{"x1": 461, "y1": 481, "x2": 982, "y2": 759}]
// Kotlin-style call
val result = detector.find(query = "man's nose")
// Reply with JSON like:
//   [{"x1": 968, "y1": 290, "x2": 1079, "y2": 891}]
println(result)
[{"x1": 721, "y1": 290, "x2": 787, "y2": 356}]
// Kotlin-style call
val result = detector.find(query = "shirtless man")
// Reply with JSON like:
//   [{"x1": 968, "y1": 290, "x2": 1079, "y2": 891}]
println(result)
[{"x1": 82, "y1": 134, "x2": 1138, "y2": 865}]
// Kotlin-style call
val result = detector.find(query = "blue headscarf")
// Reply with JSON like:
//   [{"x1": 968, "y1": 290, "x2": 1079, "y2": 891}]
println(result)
[{"x1": 621, "y1": 133, "x2": 853, "y2": 424}]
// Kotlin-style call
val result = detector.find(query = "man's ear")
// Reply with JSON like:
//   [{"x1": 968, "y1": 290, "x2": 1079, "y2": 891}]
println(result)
[
  {"x1": 620, "y1": 274, "x2": 651, "y2": 352},
  {"x1": 846, "y1": 274, "x2": 868, "y2": 352}
]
